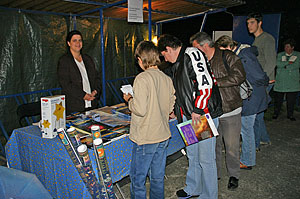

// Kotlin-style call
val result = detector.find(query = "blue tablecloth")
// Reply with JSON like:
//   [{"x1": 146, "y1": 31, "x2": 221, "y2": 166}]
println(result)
[{"x1": 5, "y1": 119, "x2": 184, "y2": 199}]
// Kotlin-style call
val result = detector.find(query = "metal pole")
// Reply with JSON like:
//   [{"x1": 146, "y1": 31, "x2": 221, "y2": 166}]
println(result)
[
  {"x1": 73, "y1": 15, "x2": 77, "y2": 30},
  {"x1": 100, "y1": 9, "x2": 106, "y2": 106},
  {"x1": 148, "y1": 0, "x2": 152, "y2": 41},
  {"x1": 200, "y1": 12, "x2": 208, "y2": 32},
  {"x1": 156, "y1": 23, "x2": 161, "y2": 37}
]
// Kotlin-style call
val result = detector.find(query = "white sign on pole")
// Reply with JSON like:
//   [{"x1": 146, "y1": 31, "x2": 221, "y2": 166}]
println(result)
[
  {"x1": 128, "y1": 0, "x2": 143, "y2": 23},
  {"x1": 212, "y1": 31, "x2": 232, "y2": 41}
]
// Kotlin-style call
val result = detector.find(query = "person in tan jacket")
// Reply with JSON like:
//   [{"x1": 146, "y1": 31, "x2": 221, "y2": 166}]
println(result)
[{"x1": 123, "y1": 41, "x2": 176, "y2": 199}]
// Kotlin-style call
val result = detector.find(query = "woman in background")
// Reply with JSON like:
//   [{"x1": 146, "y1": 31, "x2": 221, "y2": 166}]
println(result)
[
  {"x1": 273, "y1": 38, "x2": 300, "y2": 121},
  {"x1": 57, "y1": 30, "x2": 101, "y2": 115}
]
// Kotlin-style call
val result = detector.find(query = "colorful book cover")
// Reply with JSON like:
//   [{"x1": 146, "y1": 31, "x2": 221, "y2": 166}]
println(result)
[
  {"x1": 111, "y1": 106, "x2": 131, "y2": 120},
  {"x1": 176, "y1": 113, "x2": 218, "y2": 146},
  {"x1": 67, "y1": 118, "x2": 110, "y2": 134},
  {"x1": 91, "y1": 109, "x2": 130, "y2": 127},
  {"x1": 101, "y1": 125, "x2": 129, "y2": 141},
  {"x1": 71, "y1": 123, "x2": 129, "y2": 147}
]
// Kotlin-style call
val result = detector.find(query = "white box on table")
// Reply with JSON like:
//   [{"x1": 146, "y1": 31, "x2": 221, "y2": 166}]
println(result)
[{"x1": 41, "y1": 95, "x2": 66, "y2": 139}]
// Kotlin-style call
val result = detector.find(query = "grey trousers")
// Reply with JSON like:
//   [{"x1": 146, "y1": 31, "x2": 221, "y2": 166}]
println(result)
[{"x1": 216, "y1": 113, "x2": 241, "y2": 179}]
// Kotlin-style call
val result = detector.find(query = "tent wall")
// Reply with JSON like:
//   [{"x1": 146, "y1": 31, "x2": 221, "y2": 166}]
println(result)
[{"x1": 0, "y1": 9, "x2": 151, "y2": 134}]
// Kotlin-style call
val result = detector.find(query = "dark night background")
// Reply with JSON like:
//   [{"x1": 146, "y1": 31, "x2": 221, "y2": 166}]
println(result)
[{"x1": 162, "y1": 0, "x2": 300, "y2": 53}]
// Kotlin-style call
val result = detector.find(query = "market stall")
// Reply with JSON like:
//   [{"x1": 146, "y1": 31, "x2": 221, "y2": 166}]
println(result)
[
  {"x1": 0, "y1": 0, "x2": 245, "y2": 135},
  {"x1": 0, "y1": 0, "x2": 246, "y2": 198},
  {"x1": 5, "y1": 117, "x2": 184, "y2": 198}
]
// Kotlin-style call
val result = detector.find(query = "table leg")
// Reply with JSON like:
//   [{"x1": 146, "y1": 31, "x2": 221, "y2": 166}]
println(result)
[{"x1": 115, "y1": 182, "x2": 126, "y2": 199}]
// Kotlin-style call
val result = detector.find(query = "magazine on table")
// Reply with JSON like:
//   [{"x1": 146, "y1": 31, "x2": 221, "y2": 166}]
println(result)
[
  {"x1": 176, "y1": 113, "x2": 218, "y2": 146},
  {"x1": 66, "y1": 113, "x2": 129, "y2": 147},
  {"x1": 111, "y1": 105, "x2": 131, "y2": 120},
  {"x1": 77, "y1": 125, "x2": 130, "y2": 147},
  {"x1": 91, "y1": 108, "x2": 130, "y2": 127}
]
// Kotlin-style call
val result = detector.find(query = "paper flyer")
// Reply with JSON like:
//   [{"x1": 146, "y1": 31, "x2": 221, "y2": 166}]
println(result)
[
  {"x1": 128, "y1": 0, "x2": 143, "y2": 23},
  {"x1": 120, "y1": 84, "x2": 134, "y2": 96}
]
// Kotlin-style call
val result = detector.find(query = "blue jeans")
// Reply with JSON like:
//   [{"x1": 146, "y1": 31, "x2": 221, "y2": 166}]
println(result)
[
  {"x1": 240, "y1": 114, "x2": 256, "y2": 166},
  {"x1": 130, "y1": 139, "x2": 169, "y2": 199},
  {"x1": 183, "y1": 115, "x2": 219, "y2": 199},
  {"x1": 254, "y1": 112, "x2": 270, "y2": 148},
  {"x1": 254, "y1": 81, "x2": 272, "y2": 149}
]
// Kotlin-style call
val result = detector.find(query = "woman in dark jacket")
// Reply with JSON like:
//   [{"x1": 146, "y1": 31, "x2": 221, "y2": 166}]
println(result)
[{"x1": 57, "y1": 30, "x2": 101, "y2": 115}]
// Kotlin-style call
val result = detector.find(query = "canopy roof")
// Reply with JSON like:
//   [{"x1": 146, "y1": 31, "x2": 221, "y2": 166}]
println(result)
[{"x1": 1, "y1": 0, "x2": 245, "y2": 23}]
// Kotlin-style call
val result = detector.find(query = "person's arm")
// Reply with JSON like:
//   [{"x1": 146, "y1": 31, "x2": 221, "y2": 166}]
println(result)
[
  {"x1": 263, "y1": 36, "x2": 277, "y2": 81},
  {"x1": 85, "y1": 55, "x2": 101, "y2": 99},
  {"x1": 239, "y1": 49, "x2": 269, "y2": 86},
  {"x1": 185, "y1": 48, "x2": 212, "y2": 124},
  {"x1": 127, "y1": 75, "x2": 148, "y2": 117},
  {"x1": 168, "y1": 78, "x2": 176, "y2": 116},
  {"x1": 277, "y1": 52, "x2": 300, "y2": 71},
  {"x1": 216, "y1": 52, "x2": 246, "y2": 87},
  {"x1": 253, "y1": 69, "x2": 269, "y2": 87}
]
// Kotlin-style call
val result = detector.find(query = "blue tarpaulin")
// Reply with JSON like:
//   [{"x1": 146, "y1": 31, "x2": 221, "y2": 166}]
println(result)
[{"x1": 0, "y1": 166, "x2": 53, "y2": 199}]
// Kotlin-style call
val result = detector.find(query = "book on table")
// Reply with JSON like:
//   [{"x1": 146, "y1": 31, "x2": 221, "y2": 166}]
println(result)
[
  {"x1": 91, "y1": 107, "x2": 130, "y2": 127},
  {"x1": 66, "y1": 116, "x2": 129, "y2": 147},
  {"x1": 176, "y1": 113, "x2": 218, "y2": 146},
  {"x1": 111, "y1": 105, "x2": 131, "y2": 120}
]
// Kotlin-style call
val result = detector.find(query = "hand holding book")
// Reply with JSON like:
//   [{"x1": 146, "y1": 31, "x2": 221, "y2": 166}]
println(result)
[{"x1": 191, "y1": 112, "x2": 201, "y2": 126}]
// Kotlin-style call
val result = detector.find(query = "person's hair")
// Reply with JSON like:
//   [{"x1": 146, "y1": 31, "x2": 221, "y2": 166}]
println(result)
[
  {"x1": 215, "y1": 35, "x2": 238, "y2": 50},
  {"x1": 157, "y1": 34, "x2": 182, "y2": 52},
  {"x1": 135, "y1": 41, "x2": 161, "y2": 69},
  {"x1": 283, "y1": 38, "x2": 296, "y2": 48},
  {"x1": 189, "y1": 32, "x2": 214, "y2": 47},
  {"x1": 66, "y1": 30, "x2": 83, "y2": 50},
  {"x1": 246, "y1": 12, "x2": 263, "y2": 23}
]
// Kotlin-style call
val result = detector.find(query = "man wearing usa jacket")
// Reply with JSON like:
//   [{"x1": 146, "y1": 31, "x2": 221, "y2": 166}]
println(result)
[
  {"x1": 190, "y1": 32, "x2": 246, "y2": 191},
  {"x1": 158, "y1": 34, "x2": 223, "y2": 199}
]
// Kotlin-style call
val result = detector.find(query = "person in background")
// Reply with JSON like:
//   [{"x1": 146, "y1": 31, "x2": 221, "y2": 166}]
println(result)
[
  {"x1": 158, "y1": 34, "x2": 222, "y2": 199},
  {"x1": 215, "y1": 35, "x2": 269, "y2": 170},
  {"x1": 246, "y1": 12, "x2": 276, "y2": 149},
  {"x1": 190, "y1": 32, "x2": 245, "y2": 191},
  {"x1": 57, "y1": 30, "x2": 101, "y2": 115},
  {"x1": 273, "y1": 38, "x2": 300, "y2": 121},
  {"x1": 123, "y1": 41, "x2": 176, "y2": 199}
]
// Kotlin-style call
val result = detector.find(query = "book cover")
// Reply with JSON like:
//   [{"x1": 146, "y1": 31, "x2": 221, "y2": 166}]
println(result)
[
  {"x1": 111, "y1": 105, "x2": 131, "y2": 120},
  {"x1": 101, "y1": 125, "x2": 129, "y2": 142},
  {"x1": 91, "y1": 109, "x2": 130, "y2": 127},
  {"x1": 69, "y1": 120, "x2": 129, "y2": 146},
  {"x1": 72, "y1": 125, "x2": 129, "y2": 147},
  {"x1": 67, "y1": 118, "x2": 110, "y2": 134},
  {"x1": 176, "y1": 113, "x2": 218, "y2": 146}
]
